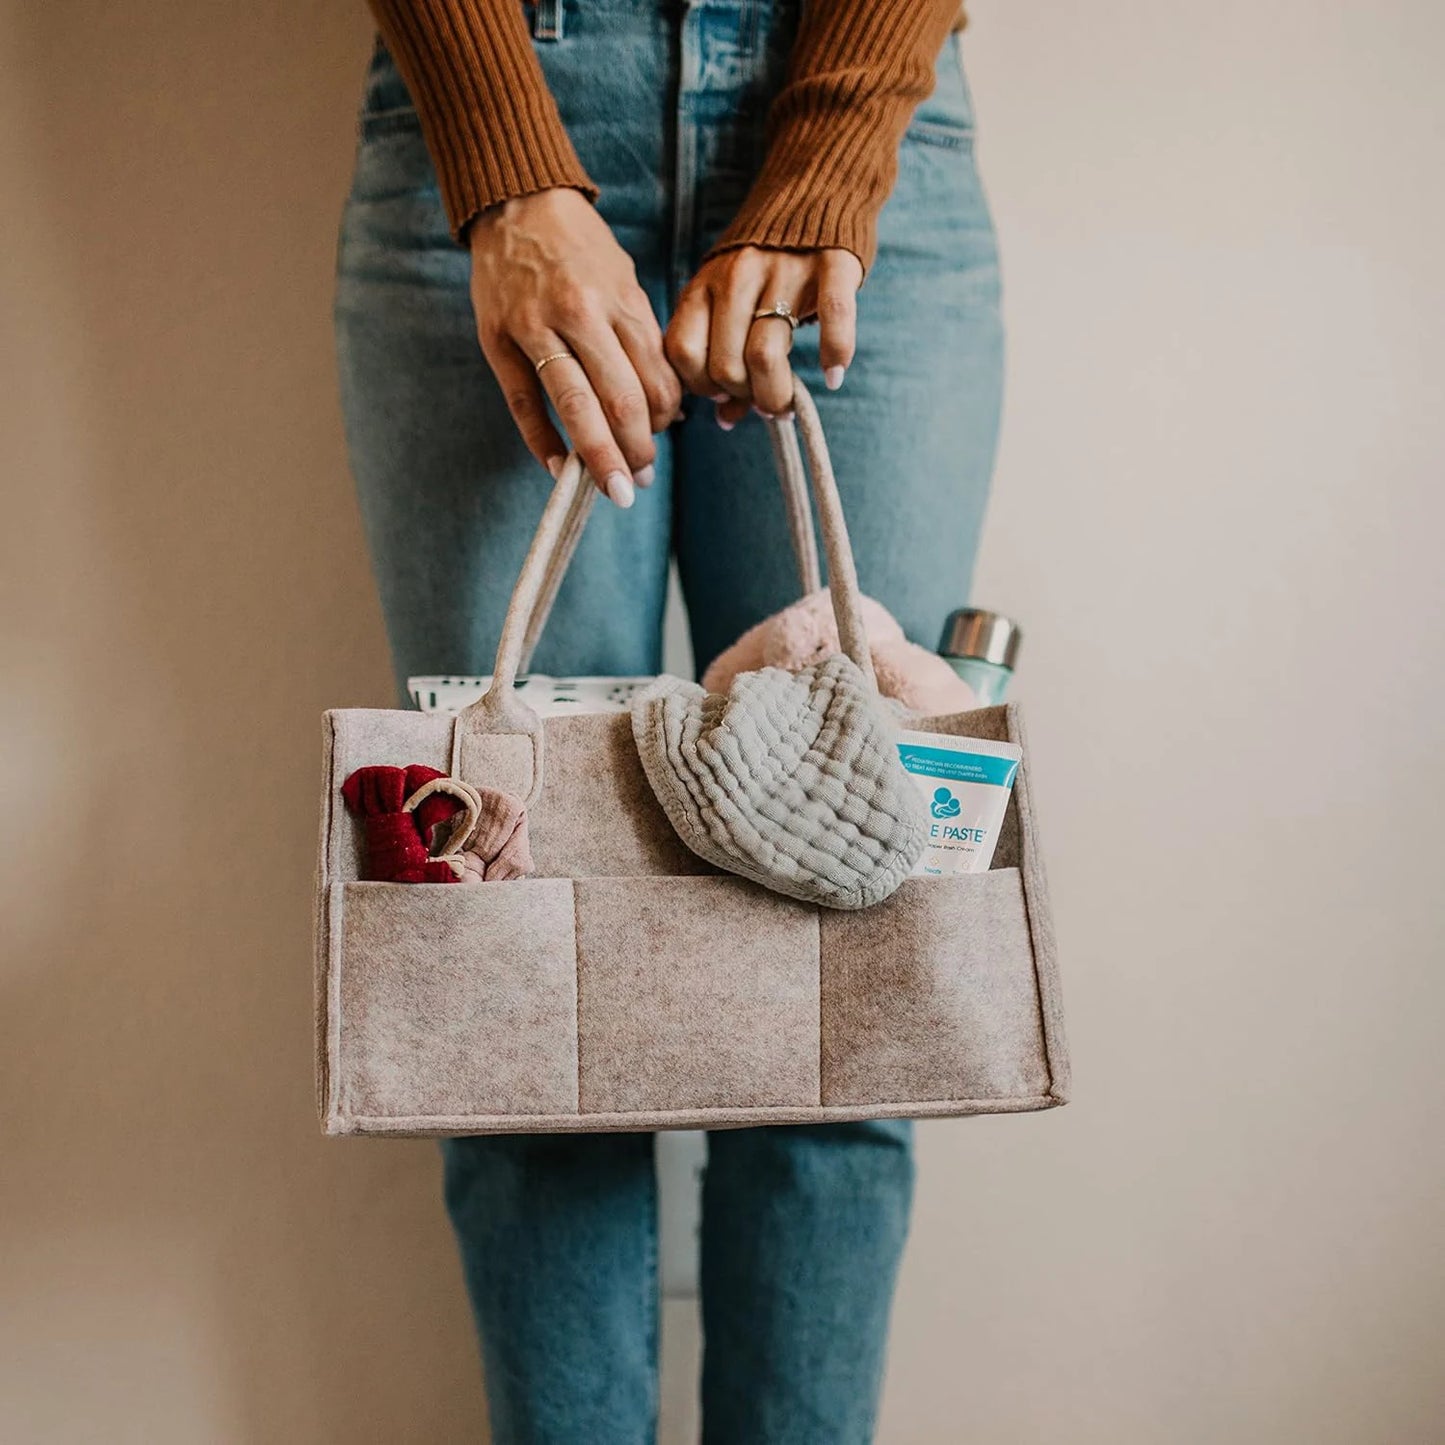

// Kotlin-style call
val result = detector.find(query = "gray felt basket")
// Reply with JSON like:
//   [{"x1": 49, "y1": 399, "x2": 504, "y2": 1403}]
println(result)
[{"x1": 316, "y1": 382, "x2": 1070, "y2": 1136}]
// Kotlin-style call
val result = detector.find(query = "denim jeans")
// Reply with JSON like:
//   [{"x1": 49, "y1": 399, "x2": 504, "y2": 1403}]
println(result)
[{"x1": 334, "y1": 4, "x2": 1002, "y2": 1440}]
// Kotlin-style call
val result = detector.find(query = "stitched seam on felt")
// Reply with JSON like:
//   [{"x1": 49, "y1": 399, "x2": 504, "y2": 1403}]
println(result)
[
  {"x1": 1001, "y1": 709, "x2": 1045, "y2": 1070},
  {"x1": 572, "y1": 880, "x2": 584, "y2": 1114},
  {"x1": 1011, "y1": 715, "x2": 1063, "y2": 1097},
  {"x1": 813, "y1": 908, "x2": 823, "y2": 1105},
  {"x1": 328, "y1": 882, "x2": 346, "y2": 1123},
  {"x1": 335, "y1": 1096, "x2": 1064, "y2": 1132}
]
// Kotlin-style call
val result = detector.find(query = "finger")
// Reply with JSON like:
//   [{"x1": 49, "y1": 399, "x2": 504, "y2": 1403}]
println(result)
[
  {"x1": 615, "y1": 295, "x2": 684, "y2": 433},
  {"x1": 816, "y1": 250, "x2": 862, "y2": 389},
  {"x1": 743, "y1": 276, "x2": 802, "y2": 417},
  {"x1": 481, "y1": 332, "x2": 567, "y2": 474},
  {"x1": 707, "y1": 253, "x2": 766, "y2": 398},
  {"x1": 665, "y1": 282, "x2": 720, "y2": 400},
  {"x1": 715, "y1": 396, "x2": 749, "y2": 431},
  {"x1": 563, "y1": 319, "x2": 658, "y2": 477},
  {"x1": 525, "y1": 333, "x2": 636, "y2": 508}
]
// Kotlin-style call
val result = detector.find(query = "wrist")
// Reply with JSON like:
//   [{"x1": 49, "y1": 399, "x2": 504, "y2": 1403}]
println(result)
[{"x1": 469, "y1": 187, "x2": 590, "y2": 250}]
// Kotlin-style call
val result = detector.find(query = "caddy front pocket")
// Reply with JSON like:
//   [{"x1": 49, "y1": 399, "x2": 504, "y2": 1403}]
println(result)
[{"x1": 329, "y1": 879, "x2": 579, "y2": 1123}]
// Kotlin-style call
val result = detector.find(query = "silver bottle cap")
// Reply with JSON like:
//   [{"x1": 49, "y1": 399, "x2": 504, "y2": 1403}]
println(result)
[{"x1": 938, "y1": 609, "x2": 1022, "y2": 670}]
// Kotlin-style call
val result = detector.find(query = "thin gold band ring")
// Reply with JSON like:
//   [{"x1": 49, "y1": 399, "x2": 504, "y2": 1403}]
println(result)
[
  {"x1": 752, "y1": 302, "x2": 800, "y2": 332},
  {"x1": 533, "y1": 350, "x2": 575, "y2": 375}
]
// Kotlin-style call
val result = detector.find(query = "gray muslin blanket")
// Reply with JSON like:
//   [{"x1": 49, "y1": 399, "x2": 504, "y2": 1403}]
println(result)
[{"x1": 631, "y1": 653, "x2": 925, "y2": 910}]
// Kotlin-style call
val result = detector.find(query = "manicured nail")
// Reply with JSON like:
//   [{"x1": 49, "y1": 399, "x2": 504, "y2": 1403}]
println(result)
[
  {"x1": 603, "y1": 471, "x2": 635, "y2": 508},
  {"x1": 545, "y1": 455, "x2": 565, "y2": 479},
  {"x1": 633, "y1": 464, "x2": 655, "y2": 489},
  {"x1": 824, "y1": 366, "x2": 845, "y2": 391},
  {"x1": 754, "y1": 407, "x2": 776, "y2": 421},
  {"x1": 716, "y1": 414, "x2": 736, "y2": 432}
]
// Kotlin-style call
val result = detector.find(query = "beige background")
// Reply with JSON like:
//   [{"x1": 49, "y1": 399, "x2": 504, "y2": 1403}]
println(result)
[{"x1": 2, "y1": 1, "x2": 1442, "y2": 1441}]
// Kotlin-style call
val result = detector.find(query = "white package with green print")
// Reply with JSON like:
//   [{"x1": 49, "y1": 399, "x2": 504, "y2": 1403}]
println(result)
[{"x1": 897, "y1": 729, "x2": 1023, "y2": 876}]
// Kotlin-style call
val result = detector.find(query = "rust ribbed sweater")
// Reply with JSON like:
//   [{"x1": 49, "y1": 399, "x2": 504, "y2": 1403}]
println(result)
[{"x1": 367, "y1": 0, "x2": 965, "y2": 272}]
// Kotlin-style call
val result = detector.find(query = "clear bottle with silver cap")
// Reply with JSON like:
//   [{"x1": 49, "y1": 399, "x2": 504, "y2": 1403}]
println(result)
[{"x1": 938, "y1": 608, "x2": 1023, "y2": 706}]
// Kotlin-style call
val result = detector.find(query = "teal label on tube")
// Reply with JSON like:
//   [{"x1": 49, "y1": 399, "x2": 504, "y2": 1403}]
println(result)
[
  {"x1": 896, "y1": 729, "x2": 1022, "y2": 876},
  {"x1": 896, "y1": 743, "x2": 1020, "y2": 789}
]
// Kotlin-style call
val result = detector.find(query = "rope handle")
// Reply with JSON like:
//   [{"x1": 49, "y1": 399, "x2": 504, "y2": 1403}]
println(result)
[{"x1": 460, "y1": 374, "x2": 876, "y2": 739}]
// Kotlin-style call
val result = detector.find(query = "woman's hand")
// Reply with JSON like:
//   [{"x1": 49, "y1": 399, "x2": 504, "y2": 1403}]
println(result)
[
  {"x1": 469, "y1": 188, "x2": 682, "y2": 507},
  {"x1": 665, "y1": 246, "x2": 864, "y2": 426}
]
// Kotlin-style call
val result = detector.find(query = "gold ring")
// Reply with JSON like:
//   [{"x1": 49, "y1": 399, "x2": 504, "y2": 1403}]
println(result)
[
  {"x1": 752, "y1": 302, "x2": 799, "y2": 332},
  {"x1": 534, "y1": 350, "x2": 575, "y2": 375}
]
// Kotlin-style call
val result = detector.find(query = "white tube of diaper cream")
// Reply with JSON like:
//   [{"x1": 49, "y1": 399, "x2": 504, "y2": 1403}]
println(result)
[{"x1": 896, "y1": 729, "x2": 1022, "y2": 876}]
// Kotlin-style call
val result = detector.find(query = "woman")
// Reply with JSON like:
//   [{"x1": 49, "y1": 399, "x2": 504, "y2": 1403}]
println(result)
[{"x1": 334, "y1": 1, "x2": 1002, "y2": 1439}]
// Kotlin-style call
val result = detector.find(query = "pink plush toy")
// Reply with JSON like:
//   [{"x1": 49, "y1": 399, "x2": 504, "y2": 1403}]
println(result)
[{"x1": 701, "y1": 589, "x2": 978, "y2": 716}]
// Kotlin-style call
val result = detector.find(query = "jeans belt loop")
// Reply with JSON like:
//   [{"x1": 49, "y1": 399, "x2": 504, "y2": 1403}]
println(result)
[{"x1": 533, "y1": 0, "x2": 564, "y2": 41}]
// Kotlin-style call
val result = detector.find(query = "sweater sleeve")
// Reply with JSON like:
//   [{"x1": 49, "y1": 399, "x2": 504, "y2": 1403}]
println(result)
[
  {"x1": 706, "y1": 0, "x2": 965, "y2": 274},
  {"x1": 366, "y1": 0, "x2": 598, "y2": 241}
]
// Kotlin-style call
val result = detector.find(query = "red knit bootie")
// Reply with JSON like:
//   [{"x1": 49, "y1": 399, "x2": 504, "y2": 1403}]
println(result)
[{"x1": 341, "y1": 765, "x2": 466, "y2": 883}]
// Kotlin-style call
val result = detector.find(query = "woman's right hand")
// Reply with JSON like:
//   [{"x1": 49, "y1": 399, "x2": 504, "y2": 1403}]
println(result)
[{"x1": 468, "y1": 188, "x2": 681, "y2": 508}]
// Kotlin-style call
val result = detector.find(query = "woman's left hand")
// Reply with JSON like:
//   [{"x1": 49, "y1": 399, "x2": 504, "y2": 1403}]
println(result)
[{"x1": 665, "y1": 246, "x2": 864, "y2": 425}]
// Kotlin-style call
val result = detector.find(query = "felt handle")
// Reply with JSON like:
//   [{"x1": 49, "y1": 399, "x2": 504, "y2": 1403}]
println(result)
[
  {"x1": 765, "y1": 379, "x2": 875, "y2": 686},
  {"x1": 463, "y1": 375, "x2": 876, "y2": 739},
  {"x1": 518, "y1": 464, "x2": 596, "y2": 675},
  {"x1": 451, "y1": 456, "x2": 595, "y2": 808},
  {"x1": 768, "y1": 413, "x2": 822, "y2": 596},
  {"x1": 465, "y1": 453, "x2": 593, "y2": 731}
]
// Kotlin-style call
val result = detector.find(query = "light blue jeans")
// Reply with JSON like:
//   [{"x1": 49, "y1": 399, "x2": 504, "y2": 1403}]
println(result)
[{"x1": 334, "y1": 4, "x2": 1002, "y2": 1441}]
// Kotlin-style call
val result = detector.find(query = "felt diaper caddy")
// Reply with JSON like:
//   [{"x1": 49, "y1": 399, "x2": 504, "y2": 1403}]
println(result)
[{"x1": 315, "y1": 379, "x2": 1070, "y2": 1136}]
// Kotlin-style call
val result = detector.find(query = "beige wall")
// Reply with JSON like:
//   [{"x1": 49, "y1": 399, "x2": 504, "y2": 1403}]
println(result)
[{"x1": 1, "y1": 1, "x2": 1441, "y2": 1442}]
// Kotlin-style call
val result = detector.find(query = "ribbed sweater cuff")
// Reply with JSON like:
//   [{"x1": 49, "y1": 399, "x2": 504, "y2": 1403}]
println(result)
[
  {"x1": 705, "y1": 105, "x2": 893, "y2": 273},
  {"x1": 368, "y1": 0, "x2": 598, "y2": 241},
  {"x1": 705, "y1": 0, "x2": 962, "y2": 275}
]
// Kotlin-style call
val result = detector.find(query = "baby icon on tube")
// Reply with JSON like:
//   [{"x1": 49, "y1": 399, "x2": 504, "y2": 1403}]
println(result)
[{"x1": 930, "y1": 787, "x2": 962, "y2": 820}]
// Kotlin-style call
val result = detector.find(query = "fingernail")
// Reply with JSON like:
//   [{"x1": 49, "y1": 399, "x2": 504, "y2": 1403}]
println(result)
[
  {"x1": 711, "y1": 392, "x2": 730, "y2": 404},
  {"x1": 546, "y1": 455, "x2": 565, "y2": 479},
  {"x1": 716, "y1": 415, "x2": 736, "y2": 432},
  {"x1": 754, "y1": 407, "x2": 776, "y2": 421},
  {"x1": 603, "y1": 471, "x2": 635, "y2": 508},
  {"x1": 633, "y1": 464, "x2": 655, "y2": 489},
  {"x1": 824, "y1": 366, "x2": 845, "y2": 391}
]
